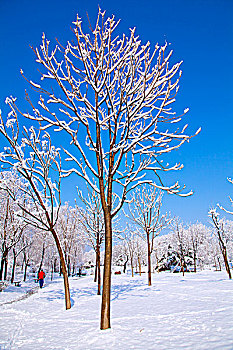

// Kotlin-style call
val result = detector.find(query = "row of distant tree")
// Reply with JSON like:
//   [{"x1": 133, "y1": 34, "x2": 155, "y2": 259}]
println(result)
[{"x1": 1, "y1": 170, "x2": 233, "y2": 293}]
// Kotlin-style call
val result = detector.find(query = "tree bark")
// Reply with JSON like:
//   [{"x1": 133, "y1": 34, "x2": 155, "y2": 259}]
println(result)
[
  {"x1": 222, "y1": 248, "x2": 232, "y2": 279},
  {"x1": 100, "y1": 211, "x2": 112, "y2": 330},
  {"x1": 51, "y1": 228, "x2": 71, "y2": 310},
  {"x1": 138, "y1": 256, "x2": 142, "y2": 276}
]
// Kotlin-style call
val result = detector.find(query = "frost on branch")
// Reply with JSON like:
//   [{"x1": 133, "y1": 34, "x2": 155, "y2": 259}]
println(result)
[
  {"x1": 17, "y1": 7, "x2": 201, "y2": 216},
  {"x1": 0, "y1": 105, "x2": 62, "y2": 231}
]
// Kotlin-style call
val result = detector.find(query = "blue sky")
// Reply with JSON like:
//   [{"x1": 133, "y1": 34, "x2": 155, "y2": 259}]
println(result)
[{"x1": 0, "y1": 0, "x2": 233, "y2": 225}]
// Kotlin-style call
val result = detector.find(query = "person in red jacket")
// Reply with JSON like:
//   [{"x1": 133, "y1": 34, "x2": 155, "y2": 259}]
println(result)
[{"x1": 38, "y1": 269, "x2": 45, "y2": 288}]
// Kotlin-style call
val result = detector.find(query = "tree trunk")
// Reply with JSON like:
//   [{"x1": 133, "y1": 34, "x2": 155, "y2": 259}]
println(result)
[
  {"x1": 222, "y1": 248, "x2": 232, "y2": 279},
  {"x1": 67, "y1": 256, "x2": 71, "y2": 277},
  {"x1": 100, "y1": 211, "x2": 112, "y2": 330},
  {"x1": 51, "y1": 260, "x2": 54, "y2": 281},
  {"x1": 24, "y1": 259, "x2": 29, "y2": 282},
  {"x1": 50, "y1": 228, "x2": 71, "y2": 310},
  {"x1": 72, "y1": 262, "x2": 76, "y2": 276},
  {"x1": 38, "y1": 242, "x2": 45, "y2": 273},
  {"x1": 147, "y1": 233, "x2": 152, "y2": 286},
  {"x1": 96, "y1": 241, "x2": 101, "y2": 295},
  {"x1": 193, "y1": 251, "x2": 197, "y2": 273},
  {"x1": 11, "y1": 249, "x2": 17, "y2": 284},
  {"x1": 123, "y1": 256, "x2": 128, "y2": 273},
  {"x1": 0, "y1": 256, "x2": 5, "y2": 281},
  {"x1": 138, "y1": 256, "x2": 142, "y2": 276},
  {"x1": 0, "y1": 249, "x2": 8, "y2": 281},
  {"x1": 97, "y1": 249, "x2": 101, "y2": 295},
  {"x1": 130, "y1": 256, "x2": 134, "y2": 277},
  {"x1": 94, "y1": 250, "x2": 98, "y2": 283},
  {"x1": 181, "y1": 261, "x2": 185, "y2": 276},
  {"x1": 54, "y1": 258, "x2": 58, "y2": 273},
  {"x1": 21, "y1": 250, "x2": 26, "y2": 273},
  {"x1": 4, "y1": 254, "x2": 8, "y2": 281}
]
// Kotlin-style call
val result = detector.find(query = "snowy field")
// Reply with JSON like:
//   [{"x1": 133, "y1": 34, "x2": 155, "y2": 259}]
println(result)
[{"x1": 1, "y1": 270, "x2": 233, "y2": 350}]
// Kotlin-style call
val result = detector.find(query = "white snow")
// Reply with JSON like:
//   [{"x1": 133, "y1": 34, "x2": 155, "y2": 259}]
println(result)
[{"x1": 1, "y1": 270, "x2": 233, "y2": 349}]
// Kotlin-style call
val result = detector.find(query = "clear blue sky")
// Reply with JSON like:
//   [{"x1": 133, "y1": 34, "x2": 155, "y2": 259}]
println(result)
[{"x1": 0, "y1": 0, "x2": 233, "y2": 225}]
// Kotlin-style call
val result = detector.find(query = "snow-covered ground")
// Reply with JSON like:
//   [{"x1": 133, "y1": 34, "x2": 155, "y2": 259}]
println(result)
[{"x1": 1, "y1": 270, "x2": 233, "y2": 349}]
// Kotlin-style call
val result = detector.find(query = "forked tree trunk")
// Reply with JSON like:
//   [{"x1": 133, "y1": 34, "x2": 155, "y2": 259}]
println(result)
[
  {"x1": 100, "y1": 211, "x2": 112, "y2": 330},
  {"x1": 51, "y1": 228, "x2": 71, "y2": 310}
]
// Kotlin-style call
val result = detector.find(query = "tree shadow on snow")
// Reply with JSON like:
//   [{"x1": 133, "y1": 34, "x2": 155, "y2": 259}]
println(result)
[
  {"x1": 70, "y1": 285, "x2": 98, "y2": 299},
  {"x1": 42, "y1": 288, "x2": 75, "y2": 307},
  {"x1": 111, "y1": 279, "x2": 155, "y2": 301}
]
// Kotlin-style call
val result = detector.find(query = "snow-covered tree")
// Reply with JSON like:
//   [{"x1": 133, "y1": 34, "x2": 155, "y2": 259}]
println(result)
[
  {"x1": 0, "y1": 171, "x2": 28, "y2": 281},
  {"x1": 171, "y1": 220, "x2": 192, "y2": 275},
  {"x1": 186, "y1": 223, "x2": 210, "y2": 272},
  {"x1": 0, "y1": 112, "x2": 71, "y2": 309},
  {"x1": 209, "y1": 209, "x2": 232, "y2": 279},
  {"x1": 112, "y1": 241, "x2": 129, "y2": 273},
  {"x1": 125, "y1": 187, "x2": 171, "y2": 285},
  {"x1": 1, "y1": 9, "x2": 200, "y2": 329},
  {"x1": 117, "y1": 227, "x2": 138, "y2": 277},
  {"x1": 77, "y1": 186, "x2": 104, "y2": 295},
  {"x1": 56, "y1": 203, "x2": 82, "y2": 277}
]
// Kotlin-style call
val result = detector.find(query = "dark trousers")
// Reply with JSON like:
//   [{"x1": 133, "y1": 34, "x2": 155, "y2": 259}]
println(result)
[{"x1": 39, "y1": 279, "x2": 44, "y2": 288}]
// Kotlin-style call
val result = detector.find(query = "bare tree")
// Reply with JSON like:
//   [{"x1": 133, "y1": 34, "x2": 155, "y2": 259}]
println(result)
[
  {"x1": 0, "y1": 172, "x2": 27, "y2": 281},
  {"x1": 77, "y1": 186, "x2": 104, "y2": 295},
  {"x1": 172, "y1": 219, "x2": 191, "y2": 276},
  {"x1": 209, "y1": 209, "x2": 232, "y2": 279},
  {"x1": 56, "y1": 203, "x2": 81, "y2": 277},
  {"x1": 0, "y1": 109, "x2": 71, "y2": 309},
  {"x1": 3, "y1": 9, "x2": 199, "y2": 328},
  {"x1": 125, "y1": 186, "x2": 170, "y2": 285},
  {"x1": 187, "y1": 223, "x2": 207, "y2": 272},
  {"x1": 117, "y1": 227, "x2": 138, "y2": 277}
]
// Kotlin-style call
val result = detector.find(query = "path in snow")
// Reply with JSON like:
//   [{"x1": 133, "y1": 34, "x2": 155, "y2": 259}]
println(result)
[{"x1": 0, "y1": 286, "x2": 39, "y2": 306}]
